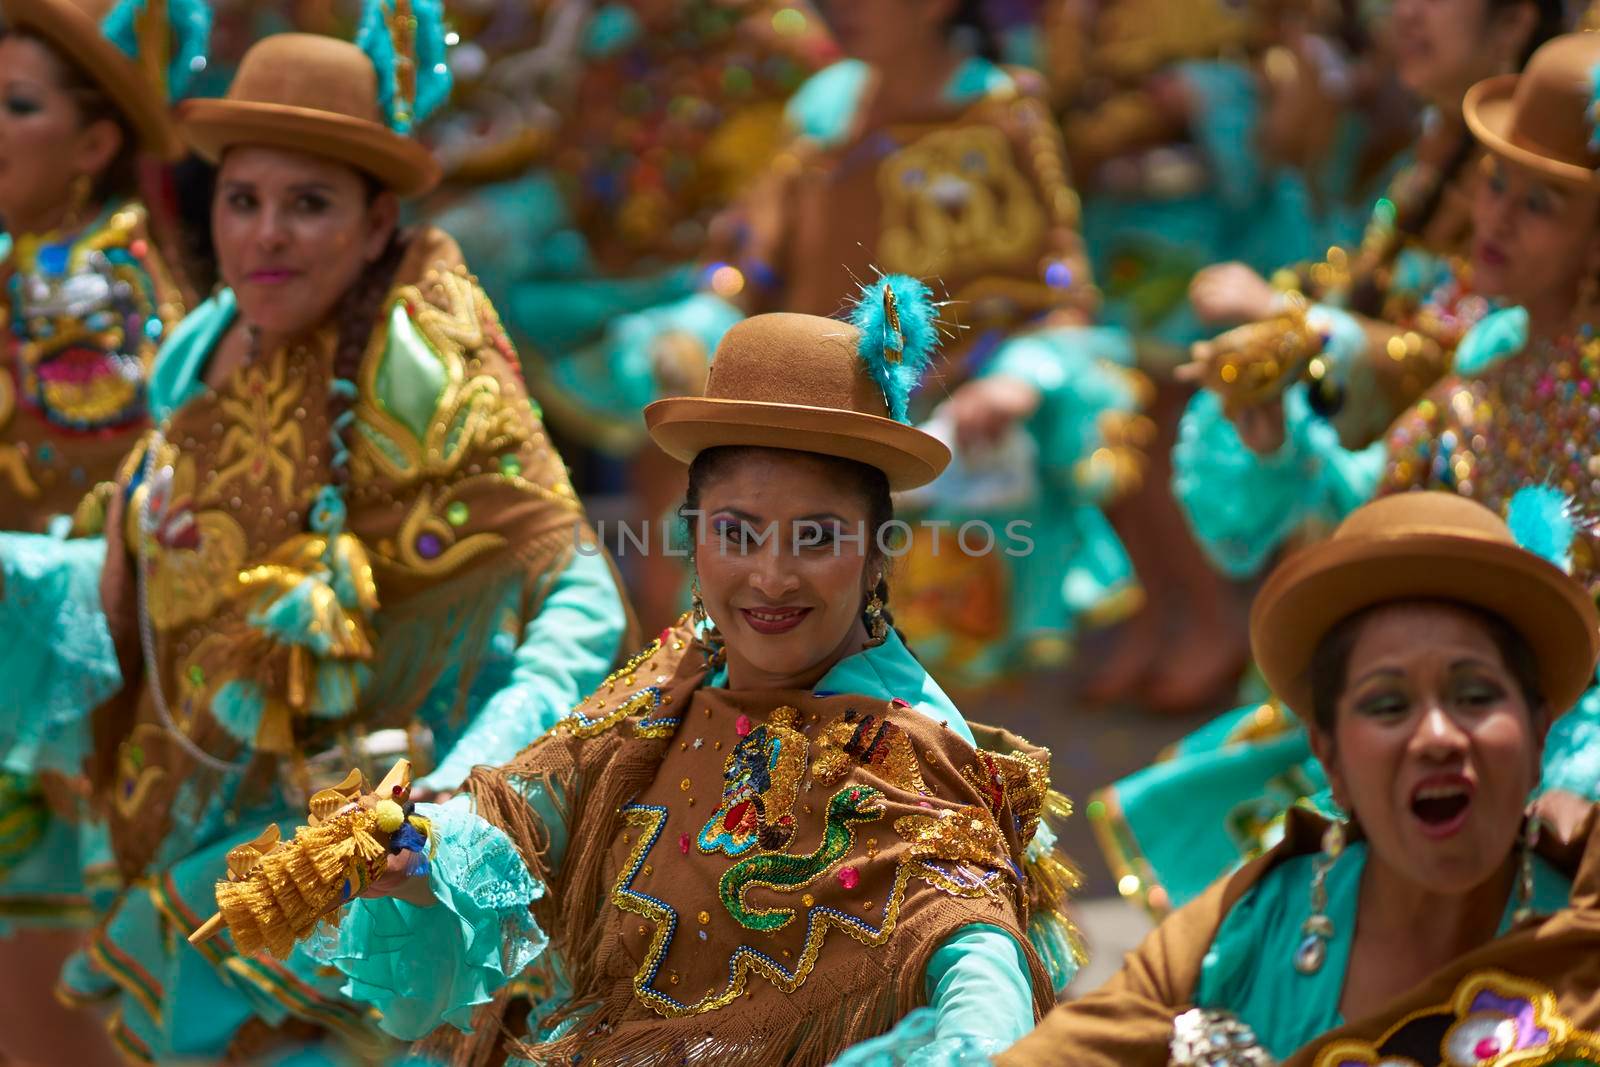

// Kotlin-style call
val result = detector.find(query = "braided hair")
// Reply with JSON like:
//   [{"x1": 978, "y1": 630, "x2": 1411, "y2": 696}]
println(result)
[
  {"x1": 1349, "y1": 0, "x2": 1564, "y2": 316},
  {"x1": 947, "y1": 0, "x2": 1003, "y2": 62},
  {"x1": 324, "y1": 183, "x2": 410, "y2": 505}
]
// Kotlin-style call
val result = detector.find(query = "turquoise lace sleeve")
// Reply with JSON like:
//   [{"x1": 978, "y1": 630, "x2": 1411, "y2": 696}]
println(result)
[
  {"x1": 1177, "y1": 60, "x2": 1262, "y2": 212},
  {"x1": 420, "y1": 548, "x2": 627, "y2": 792},
  {"x1": 307, "y1": 798, "x2": 547, "y2": 1040},
  {"x1": 827, "y1": 924, "x2": 1031, "y2": 1067},
  {"x1": 0, "y1": 532, "x2": 121, "y2": 776},
  {"x1": 1172, "y1": 386, "x2": 1385, "y2": 577}
]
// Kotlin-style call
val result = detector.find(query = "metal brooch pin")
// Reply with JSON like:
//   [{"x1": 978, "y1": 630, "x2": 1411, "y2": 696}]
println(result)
[{"x1": 883, "y1": 285, "x2": 904, "y2": 365}]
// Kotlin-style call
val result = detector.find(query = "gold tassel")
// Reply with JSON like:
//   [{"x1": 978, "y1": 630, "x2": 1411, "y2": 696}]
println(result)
[
  {"x1": 189, "y1": 760, "x2": 422, "y2": 959},
  {"x1": 1025, "y1": 790, "x2": 1088, "y2": 970}
]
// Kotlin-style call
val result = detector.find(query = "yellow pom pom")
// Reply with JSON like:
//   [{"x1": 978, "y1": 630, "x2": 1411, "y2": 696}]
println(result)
[{"x1": 374, "y1": 799, "x2": 405, "y2": 833}]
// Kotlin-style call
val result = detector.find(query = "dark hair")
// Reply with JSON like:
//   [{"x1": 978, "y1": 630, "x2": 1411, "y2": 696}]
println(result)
[
  {"x1": 1349, "y1": 0, "x2": 1563, "y2": 314},
  {"x1": 947, "y1": 0, "x2": 1001, "y2": 62},
  {"x1": 1306, "y1": 600, "x2": 1546, "y2": 734},
  {"x1": 1389, "y1": 0, "x2": 1563, "y2": 241},
  {"x1": 4, "y1": 27, "x2": 140, "y2": 206},
  {"x1": 1505, "y1": 0, "x2": 1566, "y2": 70},
  {"x1": 682, "y1": 446, "x2": 899, "y2": 633},
  {"x1": 326, "y1": 175, "x2": 405, "y2": 498}
]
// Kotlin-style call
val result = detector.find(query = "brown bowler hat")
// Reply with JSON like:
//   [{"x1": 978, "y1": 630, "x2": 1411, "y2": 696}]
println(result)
[
  {"x1": 644, "y1": 313, "x2": 952, "y2": 491},
  {"x1": 1, "y1": 0, "x2": 182, "y2": 158},
  {"x1": 1464, "y1": 33, "x2": 1600, "y2": 188},
  {"x1": 1252, "y1": 491, "x2": 1599, "y2": 720},
  {"x1": 178, "y1": 34, "x2": 441, "y2": 198}
]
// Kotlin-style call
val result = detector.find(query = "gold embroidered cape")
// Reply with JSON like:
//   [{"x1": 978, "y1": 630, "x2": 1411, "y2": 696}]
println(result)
[
  {"x1": 452, "y1": 619, "x2": 1059, "y2": 1067},
  {"x1": 93, "y1": 227, "x2": 630, "y2": 878}
]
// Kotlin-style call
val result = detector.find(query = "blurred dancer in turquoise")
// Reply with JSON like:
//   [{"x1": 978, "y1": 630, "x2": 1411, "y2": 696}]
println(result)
[
  {"x1": 1016, "y1": 0, "x2": 1335, "y2": 711},
  {"x1": 0, "y1": 0, "x2": 205, "y2": 1061},
  {"x1": 1096, "y1": 19, "x2": 1592, "y2": 925},
  {"x1": 559, "y1": 0, "x2": 1150, "y2": 692},
  {"x1": 33, "y1": 9, "x2": 635, "y2": 1061}
]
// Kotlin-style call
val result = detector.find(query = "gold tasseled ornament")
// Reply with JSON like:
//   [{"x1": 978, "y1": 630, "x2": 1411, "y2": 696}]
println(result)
[
  {"x1": 1025, "y1": 790, "x2": 1088, "y2": 973},
  {"x1": 189, "y1": 760, "x2": 422, "y2": 959}
]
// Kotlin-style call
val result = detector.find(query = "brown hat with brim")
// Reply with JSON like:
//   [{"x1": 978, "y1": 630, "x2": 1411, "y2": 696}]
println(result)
[
  {"x1": 2, "y1": 0, "x2": 183, "y2": 158},
  {"x1": 1252, "y1": 491, "x2": 1600, "y2": 720},
  {"x1": 645, "y1": 312, "x2": 951, "y2": 491},
  {"x1": 1464, "y1": 33, "x2": 1600, "y2": 188},
  {"x1": 177, "y1": 33, "x2": 441, "y2": 198}
]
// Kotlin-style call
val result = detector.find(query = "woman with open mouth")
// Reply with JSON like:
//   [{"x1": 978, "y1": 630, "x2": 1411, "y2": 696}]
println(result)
[
  {"x1": 311, "y1": 277, "x2": 1083, "y2": 1066},
  {"x1": 1095, "y1": 28, "x2": 1600, "y2": 919},
  {"x1": 0, "y1": 0, "x2": 203, "y2": 1061},
  {"x1": 999, "y1": 490, "x2": 1600, "y2": 1066},
  {"x1": 32, "y1": 5, "x2": 635, "y2": 1061}
]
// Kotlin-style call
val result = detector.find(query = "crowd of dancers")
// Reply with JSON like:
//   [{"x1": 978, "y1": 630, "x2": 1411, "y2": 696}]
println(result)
[{"x1": 2, "y1": 0, "x2": 1600, "y2": 1064}]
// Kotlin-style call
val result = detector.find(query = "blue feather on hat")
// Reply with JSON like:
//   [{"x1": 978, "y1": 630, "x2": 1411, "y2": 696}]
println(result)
[
  {"x1": 1507, "y1": 484, "x2": 1578, "y2": 573},
  {"x1": 848, "y1": 274, "x2": 940, "y2": 423},
  {"x1": 100, "y1": 0, "x2": 213, "y2": 102},
  {"x1": 356, "y1": 0, "x2": 454, "y2": 133}
]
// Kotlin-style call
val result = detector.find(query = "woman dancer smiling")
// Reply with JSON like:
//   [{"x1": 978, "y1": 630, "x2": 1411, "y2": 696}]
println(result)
[{"x1": 315, "y1": 282, "x2": 1082, "y2": 1066}]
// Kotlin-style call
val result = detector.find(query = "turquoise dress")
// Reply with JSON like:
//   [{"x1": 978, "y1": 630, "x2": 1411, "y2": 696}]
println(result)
[
  {"x1": 1097, "y1": 307, "x2": 1600, "y2": 914},
  {"x1": 314, "y1": 631, "x2": 1071, "y2": 1064},
  {"x1": 1079, "y1": 60, "x2": 1399, "y2": 354},
  {"x1": 56, "y1": 275, "x2": 633, "y2": 1063},
  {"x1": 1195, "y1": 841, "x2": 1571, "y2": 1059}
]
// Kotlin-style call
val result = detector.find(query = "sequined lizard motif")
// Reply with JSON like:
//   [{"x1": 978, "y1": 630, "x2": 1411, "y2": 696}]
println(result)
[
  {"x1": 812, "y1": 707, "x2": 929, "y2": 795},
  {"x1": 699, "y1": 706, "x2": 808, "y2": 856},
  {"x1": 718, "y1": 784, "x2": 885, "y2": 931},
  {"x1": 1313, "y1": 970, "x2": 1600, "y2": 1066}
]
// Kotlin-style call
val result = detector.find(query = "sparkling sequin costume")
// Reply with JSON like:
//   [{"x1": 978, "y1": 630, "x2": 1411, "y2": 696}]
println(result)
[
  {"x1": 53, "y1": 230, "x2": 632, "y2": 1061},
  {"x1": 1, "y1": 203, "x2": 183, "y2": 532},
  {"x1": 430, "y1": 0, "x2": 834, "y2": 454},
  {"x1": 1096, "y1": 308, "x2": 1600, "y2": 916},
  {"x1": 316, "y1": 618, "x2": 1083, "y2": 1066}
]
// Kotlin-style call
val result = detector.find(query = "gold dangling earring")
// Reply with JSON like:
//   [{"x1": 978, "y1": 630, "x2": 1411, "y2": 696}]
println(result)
[
  {"x1": 690, "y1": 571, "x2": 709, "y2": 630},
  {"x1": 864, "y1": 575, "x2": 887, "y2": 643},
  {"x1": 1513, "y1": 815, "x2": 1541, "y2": 925},
  {"x1": 1578, "y1": 275, "x2": 1600, "y2": 330},
  {"x1": 1294, "y1": 816, "x2": 1345, "y2": 975},
  {"x1": 64, "y1": 173, "x2": 93, "y2": 233}
]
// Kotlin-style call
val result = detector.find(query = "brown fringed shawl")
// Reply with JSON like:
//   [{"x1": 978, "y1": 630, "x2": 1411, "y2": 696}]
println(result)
[
  {"x1": 94, "y1": 228, "x2": 631, "y2": 878},
  {"x1": 457, "y1": 619, "x2": 1058, "y2": 1067},
  {"x1": 997, "y1": 807, "x2": 1600, "y2": 1067}
]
